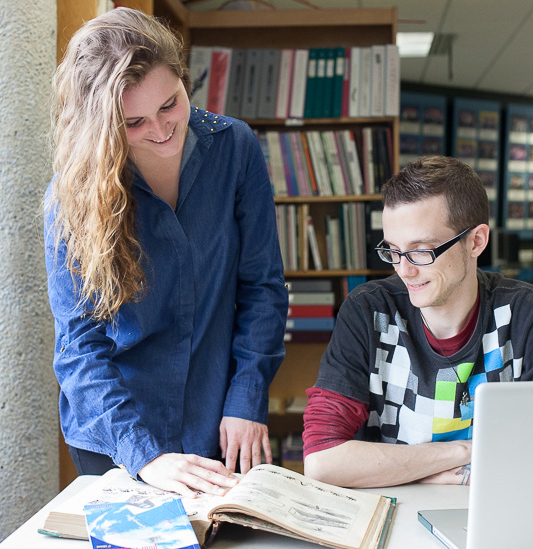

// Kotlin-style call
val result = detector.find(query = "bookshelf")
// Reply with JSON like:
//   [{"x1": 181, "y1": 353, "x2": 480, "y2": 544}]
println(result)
[{"x1": 161, "y1": 2, "x2": 399, "y2": 469}]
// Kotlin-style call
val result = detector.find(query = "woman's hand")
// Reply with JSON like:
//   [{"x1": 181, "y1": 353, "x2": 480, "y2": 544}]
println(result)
[
  {"x1": 219, "y1": 416, "x2": 272, "y2": 474},
  {"x1": 138, "y1": 453, "x2": 239, "y2": 497}
]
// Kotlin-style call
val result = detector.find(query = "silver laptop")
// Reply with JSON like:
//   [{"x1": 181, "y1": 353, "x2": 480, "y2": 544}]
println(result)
[{"x1": 418, "y1": 381, "x2": 533, "y2": 549}]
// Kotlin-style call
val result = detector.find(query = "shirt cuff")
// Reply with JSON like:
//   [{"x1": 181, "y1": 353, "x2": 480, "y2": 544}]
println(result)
[
  {"x1": 114, "y1": 428, "x2": 165, "y2": 479},
  {"x1": 223, "y1": 382, "x2": 269, "y2": 424}
]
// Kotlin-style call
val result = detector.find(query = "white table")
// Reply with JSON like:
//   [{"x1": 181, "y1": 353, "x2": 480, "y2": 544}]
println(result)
[{"x1": 1, "y1": 476, "x2": 469, "y2": 549}]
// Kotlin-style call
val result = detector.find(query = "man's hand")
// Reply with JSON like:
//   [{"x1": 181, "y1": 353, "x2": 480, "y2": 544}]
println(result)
[
  {"x1": 138, "y1": 453, "x2": 239, "y2": 497},
  {"x1": 420, "y1": 464, "x2": 471, "y2": 485},
  {"x1": 219, "y1": 416, "x2": 271, "y2": 474}
]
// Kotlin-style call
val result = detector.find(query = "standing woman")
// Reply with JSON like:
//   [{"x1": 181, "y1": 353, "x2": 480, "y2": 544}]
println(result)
[{"x1": 45, "y1": 7, "x2": 288, "y2": 496}]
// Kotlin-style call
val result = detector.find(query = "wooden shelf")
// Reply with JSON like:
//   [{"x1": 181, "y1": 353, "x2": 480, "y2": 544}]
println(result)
[{"x1": 274, "y1": 194, "x2": 382, "y2": 204}]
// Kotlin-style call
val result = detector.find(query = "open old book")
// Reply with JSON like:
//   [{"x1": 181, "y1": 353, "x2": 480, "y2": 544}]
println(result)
[{"x1": 39, "y1": 464, "x2": 396, "y2": 549}]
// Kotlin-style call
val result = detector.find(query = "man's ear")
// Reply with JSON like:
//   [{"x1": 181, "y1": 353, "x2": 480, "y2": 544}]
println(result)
[{"x1": 471, "y1": 224, "x2": 490, "y2": 258}]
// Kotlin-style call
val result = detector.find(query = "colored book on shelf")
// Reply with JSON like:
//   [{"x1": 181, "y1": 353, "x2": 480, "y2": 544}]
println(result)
[
  {"x1": 306, "y1": 130, "x2": 333, "y2": 196},
  {"x1": 265, "y1": 131, "x2": 288, "y2": 197},
  {"x1": 286, "y1": 317, "x2": 335, "y2": 331},
  {"x1": 306, "y1": 215, "x2": 323, "y2": 270},
  {"x1": 332, "y1": 46, "x2": 345, "y2": 118},
  {"x1": 322, "y1": 48, "x2": 336, "y2": 118},
  {"x1": 300, "y1": 132, "x2": 320, "y2": 196},
  {"x1": 345, "y1": 275, "x2": 368, "y2": 295},
  {"x1": 279, "y1": 132, "x2": 298, "y2": 196},
  {"x1": 284, "y1": 330, "x2": 333, "y2": 343},
  {"x1": 361, "y1": 127, "x2": 375, "y2": 194},
  {"x1": 313, "y1": 48, "x2": 328, "y2": 118},
  {"x1": 339, "y1": 129, "x2": 364, "y2": 195},
  {"x1": 225, "y1": 48, "x2": 246, "y2": 118},
  {"x1": 289, "y1": 49, "x2": 309, "y2": 119},
  {"x1": 275, "y1": 204, "x2": 289, "y2": 269},
  {"x1": 257, "y1": 48, "x2": 281, "y2": 119},
  {"x1": 334, "y1": 131, "x2": 356, "y2": 195},
  {"x1": 206, "y1": 47, "x2": 232, "y2": 115},
  {"x1": 41, "y1": 465, "x2": 395, "y2": 549},
  {"x1": 370, "y1": 45, "x2": 385, "y2": 117},
  {"x1": 288, "y1": 291, "x2": 335, "y2": 305},
  {"x1": 359, "y1": 47, "x2": 372, "y2": 117},
  {"x1": 348, "y1": 46, "x2": 361, "y2": 118},
  {"x1": 384, "y1": 44, "x2": 400, "y2": 117},
  {"x1": 188, "y1": 45, "x2": 212, "y2": 111},
  {"x1": 240, "y1": 49, "x2": 264, "y2": 119},
  {"x1": 288, "y1": 131, "x2": 312, "y2": 196},
  {"x1": 321, "y1": 130, "x2": 348, "y2": 195},
  {"x1": 341, "y1": 46, "x2": 351, "y2": 118},
  {"x1": 85, "y1": 495, "x2": 199, "y2": 549},
  {"x1": 304, "y1": 48, "x2": 319, "y2": 118},
  {"x1": 275, "y1": 49, "x2": 294, "y2": 119},
  {"x1": 287, "y1": 203, "x2": 299, "y2": 271},
  {"x1": 288, "y1": 304, "x2": 334, "y2": 317},
  {"x1": 326, "y1": 215, "x2": 343, "y2": 270},
  {"x1": 365, "y1": 200, "x2": 384, "y2": 270},
  {"x1": 297, "y1": 203, "x2": 310, "y2": 271}
]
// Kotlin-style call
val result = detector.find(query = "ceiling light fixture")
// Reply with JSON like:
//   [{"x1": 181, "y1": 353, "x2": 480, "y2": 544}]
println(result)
[{"x1": 396, "y1": 32, "x2": 435, "y2": 58}]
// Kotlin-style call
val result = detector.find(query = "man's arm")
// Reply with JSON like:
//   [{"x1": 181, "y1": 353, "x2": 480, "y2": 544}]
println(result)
[{"x1": 304, "y1": 438, "x2": 471, "y2": 488}]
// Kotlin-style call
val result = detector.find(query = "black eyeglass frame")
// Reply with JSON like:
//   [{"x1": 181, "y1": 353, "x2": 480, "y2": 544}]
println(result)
[{"x1": 375, "y1": 226, "x2": 474, "y2": 266}]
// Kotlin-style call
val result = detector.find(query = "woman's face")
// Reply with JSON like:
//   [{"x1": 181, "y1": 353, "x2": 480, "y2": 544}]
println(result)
[{"x1": 122, "y1": 65, "x2": 190, "y2": 163}]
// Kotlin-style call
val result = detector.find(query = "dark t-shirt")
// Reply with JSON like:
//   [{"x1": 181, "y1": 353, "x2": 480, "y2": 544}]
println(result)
[{"x1": 315, "y1": 270, "x2": 533, "y2": 444}]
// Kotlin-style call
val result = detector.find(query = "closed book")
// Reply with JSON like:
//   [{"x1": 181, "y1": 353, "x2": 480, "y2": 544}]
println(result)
[
  {"x1": 331, "y1": 47, "x2": 345, "y2": 118},
  {"x1": 287, "y1": 203, "x2": 298, "y2": 271},
  {"x1": 275, "y1": 49, "x2": 294, "y2": 119},
  {"x1": 298, "y1": 203, "x2": 309, "y2": 271},
  {"x1": 189, "y1": 45, "x2": 212, "y2": 111},
  {"x1": 365, "y1": 200, "x2": 384, "y2": 270},
  {"x1": 289, "y1": 49, "x2": 309, "y2": 119},
  {"x1": 225, "y1": 48, "x2": 246, "y2": 117},
  {"x1": 288, "y1": 132, "x2": 312, "y2": 196},
  {"x1": 322, "y1": 48, "x2": 336, "y2": 118},
  {"x1": 326, "y1": 215, "x2": 343, "y2": 270},
  {"x1": 284, "y1": 330, "x2": 332, "y2": 343},
  {"x1": 275, "y1": 204, "x2": 288, "y2": 269},
  {"x1": 338, "y1": 129, "x2": 364, "y2": 195},
  {"x1": 288, "y1": 304, "x2": 334, "y2": 317},
  {"x1": 370, "y1": 45, "x2": 386, "y2": 117},
  {"x1": 306, "y1": 215, "x2": 323, "y2": 270},
  {"x1": 286, "y1": 317, "x2": 335, "y2": 331},
  {"x1": 333, "y1": 131, "x2": 354, "y2": 194},
  {"x1": 384, "y1": 44, "x2": 400, "y2": 117},
  {"x1": 359, "y1": 47, "x2": 372, "y2": 117},
  {"x1": 313, "y1": 49, "x2": 327, "y2": 118},
  {"x1": 279, "y1": 132, "x2": 298, "y2": 196},
  {"x1": 257, "y1": 49, "x2": 281, "y2": 119},
  {"x1": 362, "y1": 126, "x2": 375, "y2": 194},
  {"x1": 348, "y1": 47, "x2": 361, "y2": 118},
  {"x1": 300, "y1": 132, "x2": 319, "y2": 196},
  {"x1": 285, "y1": 279, "x2": 332, "y2": 292},
  {"x1": 304, "y1": 48, "x2": 319, "y2": 119},
  {"x1": 341, "y1": 47, "x2": 351, "y2": 118},
  {"x1": 321, "y1": 131, "x2": 347, "y2": 196},
  {"x1": 288, "y1": 291, "x2": 335, "y2": 305},
  {"x1": 306, "y1": 131, "x2": 333, "y2": 196},
  {"x1": 206, "y1": 47, "x2": 232, "y2": 114},
  {"x1": 265, "y1": 131, "x2": 288, "y2": 197},
  {"x1": 240, "y1": 49, "x2": 264, "y2": 119}
]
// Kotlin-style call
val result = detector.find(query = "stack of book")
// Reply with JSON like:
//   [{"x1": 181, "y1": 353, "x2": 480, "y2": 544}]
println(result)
[
  {"x1": 285, "y1": 279, "x2": 335, "y2": 342},
  {"x1": 276, "y1": 202, "x2": 371, "y2": 272},
  {"x1": 188, "y1": 45, "x2": 399, "y2": 120},
  {"x1": 260, "y1": 128, "x2": 393, "y2": 198}
]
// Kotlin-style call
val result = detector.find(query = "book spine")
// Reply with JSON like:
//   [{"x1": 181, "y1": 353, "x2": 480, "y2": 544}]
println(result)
[
  {"x1": 322, "y1": 48, "x2": 336, "y2": 118},
  {"x1": 288, "y1": 291, "x2": 335, "y2": 305},
  {"x1": 189, "y1": 45, "x2": 212, "y2": 111},
  {"x1": 370, "y1": 45, "x2": 385, "y2": 117},
  {"x1": 332, "y1": 46, "x2": 345, "y2": 118},
  {"x1": 341, "y1": 47, "x2": 351, "y2": 118},
  {"x1": 275, "y1": 49, "x2": 294, "y2": 119},
  {"x1": 240, "y1": 49, "x2": 264, "y2": 119},
  {"x1": 304, "y1": 48, "x2": 319, "y2": 119},
  {"x1": 286, "y1": 317, "x2": 335, "y2": 331},
  {"x1": 348, "y1": 47, "x2": 361, "y2": 118},
  {"x1": 289, "y1": 49, "x2": 309, "y2": 119},
  {"x1": 265, "y1": 131, "x2": 288, "y2": 197},
  {"x1": 288, "y1": 304, "x2": 334, "y2": 317},
  {"x1": 257, "y1": 49, "x2": 281, "y2": 119},
  {"x1": 359, "y1": 47, "x2": 372, "y2": 117},
  {"x1": 306, "y1": 215, "x2": 323, "y2": 270},
  {"x1": 206, "y1": 47, "x2": 231, "y2": 114},
  {"x1": 225, "y1": 49, "x2": 246, "y2": 118},
  {"x1": 385, "y1": 44, "x2": 400, "y2": 117}
]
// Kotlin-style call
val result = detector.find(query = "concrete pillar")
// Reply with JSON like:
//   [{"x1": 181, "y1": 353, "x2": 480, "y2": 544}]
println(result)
[{"x1": 0, "y1": 0, "x2": 58, "y2": 541}]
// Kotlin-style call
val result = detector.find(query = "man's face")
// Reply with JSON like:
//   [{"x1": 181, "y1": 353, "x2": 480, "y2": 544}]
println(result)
[{"x1": 382, "y1": 195, "x2": 475, "y2": 312}]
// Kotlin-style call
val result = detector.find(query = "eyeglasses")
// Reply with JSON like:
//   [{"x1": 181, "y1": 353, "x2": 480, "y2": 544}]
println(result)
[{"x1": 375, "y1": 227, "x2": 474, "y2": 266}]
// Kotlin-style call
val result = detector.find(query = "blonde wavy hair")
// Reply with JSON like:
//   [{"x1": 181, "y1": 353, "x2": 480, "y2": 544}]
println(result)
[{"x1": 50, "y1": 7, "x2": 190, "y2": 321}]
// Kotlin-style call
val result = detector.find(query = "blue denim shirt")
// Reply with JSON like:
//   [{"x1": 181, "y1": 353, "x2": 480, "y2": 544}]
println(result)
[{"x1": 45, "y1": 108, "x2": 288, "y2": 477}]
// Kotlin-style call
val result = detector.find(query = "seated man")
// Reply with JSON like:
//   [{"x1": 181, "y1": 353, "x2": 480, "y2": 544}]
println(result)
[{"x1": 303, "y1": 155, "x2": 533, "y2": 488}]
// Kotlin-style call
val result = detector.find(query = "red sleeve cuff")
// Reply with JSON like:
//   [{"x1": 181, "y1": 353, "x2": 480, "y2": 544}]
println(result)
[{"x1": 303, "y1": 387, "x2": 369, "y2": 459}]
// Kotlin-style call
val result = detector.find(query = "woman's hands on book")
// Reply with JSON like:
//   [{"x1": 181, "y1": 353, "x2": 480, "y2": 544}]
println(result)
[
  {"x1": 219, "y1": 417, "x2": 272, "y2": 474},
  {"x1": 138, "y1": 453, "x2": 239, "y2": 497}
]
